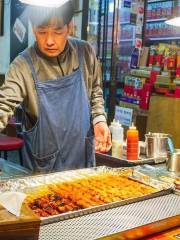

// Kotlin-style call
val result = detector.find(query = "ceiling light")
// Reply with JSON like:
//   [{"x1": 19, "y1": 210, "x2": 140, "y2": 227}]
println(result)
[
  {"x1": 19, "y1": 0, "x2": 70, "y2": 8},
  {"x1": 165, "y1": 17, "x2": 180, "y2": 27},
  {"x1": 165, "y1": 0, "x2": 180, "y2": 27}
]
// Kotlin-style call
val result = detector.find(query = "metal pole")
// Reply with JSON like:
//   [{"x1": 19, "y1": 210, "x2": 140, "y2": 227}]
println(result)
[
  {"x1": 108, "y1": 0, "x2": 120, "y2": 123},
  {"x1": 81, "y1": 0, "x2": 89, "y2": 40}
]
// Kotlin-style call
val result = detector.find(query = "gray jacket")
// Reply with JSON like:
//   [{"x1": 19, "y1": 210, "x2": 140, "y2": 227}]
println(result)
[{"x1": 0, "y1": 38, "x2": 106, "y2": 130}]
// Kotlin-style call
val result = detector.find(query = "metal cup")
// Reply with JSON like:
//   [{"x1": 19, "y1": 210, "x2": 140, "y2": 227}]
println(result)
[
  {"x1": 167, "y1": 149, "x2": 180, "y2": 174},
  {"x1": 145, "y1": 133, "x2": 169, "y2": 159}
]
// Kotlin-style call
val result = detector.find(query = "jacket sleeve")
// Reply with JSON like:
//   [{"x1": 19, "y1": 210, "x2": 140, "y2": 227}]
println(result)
[
  {"x1": 0, "y1": 58, "x2": 26, "y2": 130},
  {"x1": 85, "y1": 43, "x2": 107, "y2": 125}
]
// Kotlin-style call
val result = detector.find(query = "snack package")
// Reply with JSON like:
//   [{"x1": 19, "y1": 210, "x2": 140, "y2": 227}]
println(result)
[
  {"x1": 176, "y1": 49, "x2": 180, "y2": 78},
  {"x1": 156, "y1": 43, "x2": 166, "y2": 68},
  {"x1": 148, "y1": 45, "x2": 157, "y2": 66},
  {"x1": 167, "y1": 45, "x2": 178, "y2": 70},
  {"x1": 164, "y1": 45, "x2": 170, "y2": 71}
]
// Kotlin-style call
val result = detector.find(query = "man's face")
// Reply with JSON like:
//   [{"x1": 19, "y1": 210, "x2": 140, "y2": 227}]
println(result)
[{"x1": 33, "y1": 18, "x2": 71, "y2": 57}]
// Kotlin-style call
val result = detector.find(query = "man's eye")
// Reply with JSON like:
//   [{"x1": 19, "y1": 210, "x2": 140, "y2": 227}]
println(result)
[
  {"x1": 37, "y1": 29, "x2": 47, "y2": 34},
  {"x1": 54, "y1": 30, "x2": 63, "y2": 34},
  {"x1": 38, "y1": 31, "x2": 46, "y2": 34}
]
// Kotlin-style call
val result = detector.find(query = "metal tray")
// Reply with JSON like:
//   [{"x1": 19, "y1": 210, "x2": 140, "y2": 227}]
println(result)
[
  {"x1": 96, "y1": 153, "x2": 166, "y2": 168},
  {"x1": 0, "y1": 167, "x2": 131, "y2": 192},
  {"x1": 41, "y1": 188, "x2": 172, "y2": 225},
  {"x1": 0, "y1": 166, "x2": 172, "y2": 225}
]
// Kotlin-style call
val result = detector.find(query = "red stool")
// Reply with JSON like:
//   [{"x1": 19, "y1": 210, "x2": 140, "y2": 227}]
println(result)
[{"x1": 0, "y1": 134, "x2": 24, "y2": 165}]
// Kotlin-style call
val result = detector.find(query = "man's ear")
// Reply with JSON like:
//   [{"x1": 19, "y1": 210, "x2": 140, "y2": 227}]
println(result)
[
  {"x1": 32, "y1": 27, "x2": 36, "y2": 35},
  {"x1": 67, "y1": 21, "x2": 74, "y2": 36}
]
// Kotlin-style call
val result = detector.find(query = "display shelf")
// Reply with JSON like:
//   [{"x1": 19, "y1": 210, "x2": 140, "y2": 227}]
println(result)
[
  {"x1": 146, "y1": 18, "x2": 167, "y2": 23},
  {"x1": 147, "y1": 0, "x2": 172, "y2": 3},
  {"x1": 99, "y1": 56, "x2": 111, "y2": 60},
  {"x1": 88, "y1": 21, "x2": 98, "y2": 25},
  {"x1": 100, "y1": 40, "x2": 112, "y2": 43},
  {"x1": 147, "y1": 36, "x2": 180, "y2": 41},
  {"x1": 119, "y1": 39, "x2": 134, "y2": 42},
  {"x1": 130, "y1": 69, "x2": 151, "y2": 78},
  {"x1": 120, "y1": 21, "x2": 131, "y2": 25}
]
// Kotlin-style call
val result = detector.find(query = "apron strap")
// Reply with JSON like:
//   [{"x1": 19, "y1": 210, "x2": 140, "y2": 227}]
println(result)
[
  {"x1": 70, "y1": 39, "x2": 94, "y2": 129},
  {"x1": 19, "y1": 50, "x2": 41, "y2": 125},
  {"x1": 77, "y1": 42, "x2": 84, "y2": 71},
  {"x1": 20, "y1": 50, "x2": 39, "y2": 87},
  {"x1": 69, "y1": 38, "x2": 84, "y2": 73}
]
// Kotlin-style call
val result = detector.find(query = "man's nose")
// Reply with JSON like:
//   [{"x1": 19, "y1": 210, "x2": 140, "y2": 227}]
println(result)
[{"x1": 46, "y1": 33, "x2": 55, "y2": 46}]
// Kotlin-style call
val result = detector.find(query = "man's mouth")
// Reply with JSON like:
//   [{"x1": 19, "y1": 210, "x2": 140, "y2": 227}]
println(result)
[{"x1": 46, "y1": 49, "x2": 57, "y2": 51}]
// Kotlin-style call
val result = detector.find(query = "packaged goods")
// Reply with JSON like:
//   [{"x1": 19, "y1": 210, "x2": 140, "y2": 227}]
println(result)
[
  {"x1": 176, "y1": 49, "x2": 180, "y2": 78},
  {"x1": 156, "y1": 43, "x2": 166, "y2": 68},
  {"x1": 167, "y1": 45, "x2": 177, "y2": 70},
  {"x1": 130, "y1": 48, "x2": 140, "y2": 69},
  {"x1": 147, "y1": 4, "x2": 152, "y2": 19},
  {"x1": 148, "y1": 46, "x2": 157, "y2": 66},
  {"x1": 151, "y1": 3, "x2": 156, "y2": 19},
  {"x1": 139, "y1": 47, "x2": 149, "y2": 67},
  {"x1": 164, "y1": 45, "x2": 170, "y2": 71}
]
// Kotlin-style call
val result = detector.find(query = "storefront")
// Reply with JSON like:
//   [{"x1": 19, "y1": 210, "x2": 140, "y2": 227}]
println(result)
[{"x1": 0, "y1": 0, "x2": 179, "y2": 239}]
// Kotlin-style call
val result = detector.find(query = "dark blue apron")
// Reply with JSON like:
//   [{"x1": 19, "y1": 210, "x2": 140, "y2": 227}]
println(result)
[{"x1": 20, "y1": 41, "x2": 95, "y2": 173}]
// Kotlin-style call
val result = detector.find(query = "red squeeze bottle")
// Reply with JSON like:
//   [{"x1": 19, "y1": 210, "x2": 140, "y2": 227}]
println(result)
[{"x1": 127, "y1": 124, "x2": 139, "y2": 160}]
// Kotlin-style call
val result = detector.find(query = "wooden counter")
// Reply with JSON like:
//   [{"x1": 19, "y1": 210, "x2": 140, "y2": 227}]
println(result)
[
  {"x1": 147, "y1": 95, "x2": 180, "y2": 148},
  {"x1": 0, "y1": 204, "x2": 40, "y2": 240}
]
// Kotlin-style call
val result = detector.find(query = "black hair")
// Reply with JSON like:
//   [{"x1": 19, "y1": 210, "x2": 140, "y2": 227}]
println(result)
[{"x1": 28, "y1": 1, "x2": 74, "y2": 27}]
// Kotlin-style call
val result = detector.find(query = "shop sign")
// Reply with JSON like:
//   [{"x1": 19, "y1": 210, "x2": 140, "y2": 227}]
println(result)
[
  {"x1": 123, "y1": 0, "x2": 131, "y2": 8},
  {"x1": 115, "y1": 106, "x2": 133, "y2": 127}
]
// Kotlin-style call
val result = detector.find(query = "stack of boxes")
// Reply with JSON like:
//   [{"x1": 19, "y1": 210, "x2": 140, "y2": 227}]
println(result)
[
  {"x1": 122, "y1": 75, "x2": 152, "y2": 110},
  {"x1": 122, "y1": 43, "x2": 180, "y2": 109},
  {"x1": 148, "y1": 43, "x2": 180, "y2": 97}
]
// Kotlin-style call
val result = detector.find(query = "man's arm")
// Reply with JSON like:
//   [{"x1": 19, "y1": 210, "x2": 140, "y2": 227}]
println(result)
[
  {"x1": 87, "y1": 43, "x2": 112, "y2": 153},
  {"x1": 90, "y1": 47, "x2": 107, "y2": 125},
  {"x1": 0, "y1": 58, "x2": 26, "y2": 130}
]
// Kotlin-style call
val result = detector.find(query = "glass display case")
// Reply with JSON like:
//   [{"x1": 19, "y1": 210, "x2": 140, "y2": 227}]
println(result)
[
  {"x1": 144, "y1": 0, "x2": 180, "y2": 45},
  {"x1": 87, "y1": 0, "x2": 145, "y2": 121},
  {"x1": 72, "y1": 0, "x2": 83, "y2": 39}
]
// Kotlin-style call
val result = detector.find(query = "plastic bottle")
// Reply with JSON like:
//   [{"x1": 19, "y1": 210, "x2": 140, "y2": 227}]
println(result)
[
  {"x1": 127, "y1": 123, "x2": 139, "y2": 160},
  {"x1": 109, "y1": 120, "x2": 124, "y2": 159}
]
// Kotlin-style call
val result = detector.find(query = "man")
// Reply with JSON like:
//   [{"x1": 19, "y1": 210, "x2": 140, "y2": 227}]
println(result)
[{"x1": 0, "y1": 1, "x2": 111, "y2": 172}]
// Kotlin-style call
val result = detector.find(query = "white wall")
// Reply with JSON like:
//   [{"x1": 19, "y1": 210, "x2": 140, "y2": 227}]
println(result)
[{"x1": 0, "y1": 0, "x2": 11, "y2": 74}]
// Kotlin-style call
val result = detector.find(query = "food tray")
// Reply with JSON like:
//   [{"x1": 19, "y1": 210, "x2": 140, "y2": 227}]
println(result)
[
  {"x1": 0, "y1": 166, "x2": 172, "y2": 225},
  {"x1": 96, "y1": 153, "x2": 166, "y2": 168}
]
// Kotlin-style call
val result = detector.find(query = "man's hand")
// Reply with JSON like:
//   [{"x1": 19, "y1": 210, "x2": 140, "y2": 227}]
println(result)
[{"x1": 94, "y1": 122, "x2": 112, "y2": 153}]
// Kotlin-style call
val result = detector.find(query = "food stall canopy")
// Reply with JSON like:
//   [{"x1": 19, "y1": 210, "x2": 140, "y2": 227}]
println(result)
[{"x1": 19, "y1": 0, "x2": 70, "y2": 8}]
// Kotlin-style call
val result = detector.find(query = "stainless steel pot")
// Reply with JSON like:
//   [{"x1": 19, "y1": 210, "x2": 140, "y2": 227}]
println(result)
[
  {"x1": 145, "y1": 133, "x2": 169, "y2": 159},
  {"x1": 167, "y1": 149, "x2": 180, "y2": 174}
]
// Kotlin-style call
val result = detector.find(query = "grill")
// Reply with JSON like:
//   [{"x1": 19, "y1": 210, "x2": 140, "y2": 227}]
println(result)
[{"x1": 39, "y1": 194, "x2": 180, "y2": 240}]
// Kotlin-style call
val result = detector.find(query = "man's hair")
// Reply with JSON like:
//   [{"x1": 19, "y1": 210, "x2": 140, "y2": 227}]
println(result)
[{"x1": 28, "y1": 1, "x2": 74, "y2": 27}]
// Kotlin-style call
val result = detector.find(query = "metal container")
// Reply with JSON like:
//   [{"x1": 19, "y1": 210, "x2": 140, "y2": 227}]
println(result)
[
  {"x1": 167, "y1": 149, "x2": 180, "y2": 174},
  {"x1": 145, "y1": 133, "x2": 169, "y2": 159}
]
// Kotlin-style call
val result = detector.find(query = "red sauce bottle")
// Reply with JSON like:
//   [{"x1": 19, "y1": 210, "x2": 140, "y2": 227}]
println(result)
[{"x1": 127, "y1": 124, "x2": 139, "y2": 160}]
